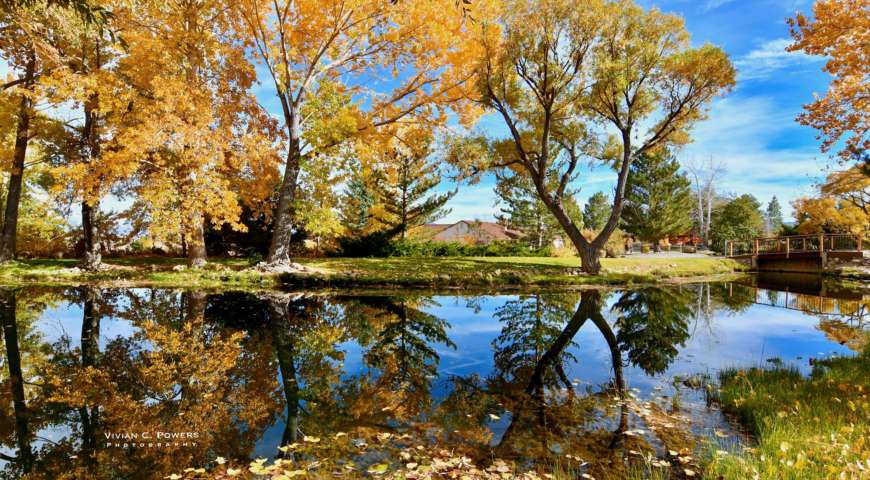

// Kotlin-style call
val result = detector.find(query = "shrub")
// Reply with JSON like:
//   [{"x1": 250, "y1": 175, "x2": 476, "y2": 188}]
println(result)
[{"x1": 337, "y1": 236, "x2": 552, "y2": 258}]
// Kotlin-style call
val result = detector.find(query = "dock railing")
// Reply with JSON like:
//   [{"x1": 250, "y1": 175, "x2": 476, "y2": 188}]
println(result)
[{"x1": 725, "y1": 234, "x2": 864, "y2": 258}]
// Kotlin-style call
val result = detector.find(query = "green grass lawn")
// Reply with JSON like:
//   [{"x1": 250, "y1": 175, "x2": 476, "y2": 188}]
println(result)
[
  {"x1": 704, "y1": 351, "x2": 870, "y2": 479},
  {"x1": 0, "y1": 255, "x2": 743, "y2": 288}
]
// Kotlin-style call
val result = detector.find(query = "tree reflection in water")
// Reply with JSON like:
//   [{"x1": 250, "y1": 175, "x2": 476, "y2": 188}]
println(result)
[{"x1": 0, "y1": 282, "x2": 864, "y2": 478}]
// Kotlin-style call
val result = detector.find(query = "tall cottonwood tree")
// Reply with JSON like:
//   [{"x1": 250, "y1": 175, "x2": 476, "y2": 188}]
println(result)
[
  {"x1": 230, "y1": 0, "x2": 491, "y2": 265},
  {"x1": 75, "y1": 0, "x2": 278, "y2": 267},
  {"x1": 465, "y1": 0, "x2": 735, "y2": 273},
  {"x1": 41, "y1": 3, "x2": 116, "y2": 270},
  {"x1": 0, "y1": 3, "x2": 65, "y2": 261}
]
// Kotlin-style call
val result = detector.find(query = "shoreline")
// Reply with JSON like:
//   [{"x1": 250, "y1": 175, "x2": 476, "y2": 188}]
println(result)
[{"x1": 0, "y1": 256, "x2": 746, "y2": 289}]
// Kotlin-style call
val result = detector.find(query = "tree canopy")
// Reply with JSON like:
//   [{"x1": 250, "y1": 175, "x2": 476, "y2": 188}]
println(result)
[
  {"x1": 449, "y1": 0, "x2": 735, "y2": 273},
  {"x1": 709, "y1": 194, "x2": 765, "y2": 250},
  {"x1": 788, "y1": 0, "x2": 869, "y2": 166}
]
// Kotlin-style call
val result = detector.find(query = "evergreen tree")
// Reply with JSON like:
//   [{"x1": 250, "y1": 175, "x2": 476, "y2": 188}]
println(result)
[
  {"x1": 765, "y1": 196, "x2": 783, "y2": 235},
  {"x1": 338, "y1": 170, "x2": 374, "y2": 236},
  {"x1": 621, "y1": 151, "x2": 693, "y2": 250},
  {"x1": 582, "y1": 192, "x2": 611, "y2": 231},
  {"x1": 494, "y1": 172, "x2": 581, "y2": 249},
  {"x1": 371, "y1": 147, "x2": 455, "y2": 239}
]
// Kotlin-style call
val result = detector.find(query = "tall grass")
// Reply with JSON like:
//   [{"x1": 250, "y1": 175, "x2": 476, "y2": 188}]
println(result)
[{"x1": 705, "y1": 349, "x2": 870, "y2": 479}]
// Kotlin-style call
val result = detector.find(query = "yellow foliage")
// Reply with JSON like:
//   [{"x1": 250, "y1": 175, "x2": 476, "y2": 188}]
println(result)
[
  {"x1": 794, "y1": 166, "x2": 870, "y2": 239},
  {"x1": 788, "y1": 0, "x2": 870, "y2": 163}
]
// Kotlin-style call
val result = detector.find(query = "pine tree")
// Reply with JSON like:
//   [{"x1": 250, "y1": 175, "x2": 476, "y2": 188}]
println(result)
[
  {"x1": 371, "y1": 148, "x2": 455, "y2": 239},
  {"x1": 339, "y1": 170, "x2": 374, "y2": 236},
  {"x1": 621, "y1": 151, "x2": 693, "y2": 250},
  {"x1": 582, "y1": 192, "x2": 611, "y2": 231},
  {"x1": 765, "y1": 196, "x2": 783, "y2": 235},
  {"x1": 494, "y1": 173, "x2": 581, "y2": 249}
]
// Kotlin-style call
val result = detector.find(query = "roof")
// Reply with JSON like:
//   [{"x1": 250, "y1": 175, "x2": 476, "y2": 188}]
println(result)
[{"x1": 412, "y1": 221, "x2": 524, "y2": 242}]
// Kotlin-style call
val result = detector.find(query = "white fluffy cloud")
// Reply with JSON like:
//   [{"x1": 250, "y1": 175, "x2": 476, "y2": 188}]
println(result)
[{"x1": 734, "y1": 38, "x2": 822, "y2": 81}]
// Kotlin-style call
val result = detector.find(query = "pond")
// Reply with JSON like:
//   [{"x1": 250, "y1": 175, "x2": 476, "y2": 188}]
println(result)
[{"x1": 0, "y1": 276, "x2": 867, "y2": 479}]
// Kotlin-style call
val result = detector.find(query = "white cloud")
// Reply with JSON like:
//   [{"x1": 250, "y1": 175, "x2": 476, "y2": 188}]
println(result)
[
  {"x1": 703, "y1": 0, "x2": 737, "y2": 11},
  {"x1": 734, "y1": 38, "x2": 821, "y2": 81},
  {"x1": 680, "y1": 95, "x2": 826, "y2": 218}
]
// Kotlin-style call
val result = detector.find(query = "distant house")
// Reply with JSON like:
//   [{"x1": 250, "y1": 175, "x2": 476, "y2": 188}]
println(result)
[
  {"x1": 668, "y1": 229, "x2": 703, "y2": 246},
  {"x1": 410, "y1": 221, "x2": 523, "y2": 245}
]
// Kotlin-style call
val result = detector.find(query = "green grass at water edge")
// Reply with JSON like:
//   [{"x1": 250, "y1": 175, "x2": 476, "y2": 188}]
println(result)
[
  {"x1": 704, "y1": 351, "x2": 870, "y2": 479},
  {"x1": 0, "y1": 256, "x2": 743, "y2": 288}
]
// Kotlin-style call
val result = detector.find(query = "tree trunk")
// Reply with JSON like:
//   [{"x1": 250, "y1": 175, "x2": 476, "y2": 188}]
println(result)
[
  {"x1": 266, "y1": 116, "x2": 302, "y2": 265},
  {"x1": 186, "y1": 212, "x2": 207, "y2": 268},
  {"x1": 267, "y1": 298, "x2": 300, "y2": 451},
  {"x1": 577, "y1": 242, "x2": 602, "y2": 275},
  {"x1": 79, "y1": 83, "x2": 102, "y2": 270},
  {"x1": 0, "y1": 53, "x2": 36, "y2": 262},
  {"x1": 80, "y1": 201, "x2": 102, "y2": 270},
  {"x1": 79, "y1": 287, "x2": 100, "y2": 471},
  {"x1": 705, "y1": 185, "x2": 713, "y2": 244},
  {"x1": 0, "y1": 288, "x2": 33, "y2": 473},
  {"x1": 524, "y1": 291, "x2": 601, "y2": 395}
]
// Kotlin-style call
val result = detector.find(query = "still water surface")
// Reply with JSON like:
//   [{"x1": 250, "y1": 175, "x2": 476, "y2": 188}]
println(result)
[{"x1": 0, "y1": 276, "x2": 867, "y2": 479}]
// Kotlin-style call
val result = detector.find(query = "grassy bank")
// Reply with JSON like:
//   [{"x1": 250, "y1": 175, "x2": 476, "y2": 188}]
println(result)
[
  {"x1": 0, "y1": 256, "x2": 743, "y2": 288},
  {"x1": 706, "y1": 351, "x2": 870, "y2": 479}
]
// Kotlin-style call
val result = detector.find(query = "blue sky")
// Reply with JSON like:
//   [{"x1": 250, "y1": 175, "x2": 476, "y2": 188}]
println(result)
[{"x1": 431, "y1": 0, "x2": 832, "y2": 224}]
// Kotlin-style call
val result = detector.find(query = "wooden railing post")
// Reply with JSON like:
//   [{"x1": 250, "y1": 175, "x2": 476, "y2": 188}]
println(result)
[
  {"x1": 819, "y1": 233, "x2": 825, "y2": 252},
  {"x1": 754, "y1": 238, "x2": 759, "y2": 255},
  {"x1": 728, "y1": 241, "x2": 733, "y2": 257},
  {"x1": 785, "y1": 237, "x2": 790, "y2": 258}
]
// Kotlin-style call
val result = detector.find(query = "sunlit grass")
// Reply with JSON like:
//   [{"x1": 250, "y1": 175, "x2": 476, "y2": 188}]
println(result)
[
  {"x1": 705, "y1": 349, "x2": 870, "y2": 479},
  {"x1": 0, "y1": 255, "x2": 742, "y2": 288}
]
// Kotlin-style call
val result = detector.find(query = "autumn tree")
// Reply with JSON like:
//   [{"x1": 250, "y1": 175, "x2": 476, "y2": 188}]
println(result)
[
  {"x1": 0, "y1": 3, "x2": 66, "y2": 261},
  {"x1": 370, "y1": 139, "x2": 456, "y2": 239},
  {"x1": 230, "y1": 0, "x2": 491, "y2": 265},
  {"x1": 821, "y1": 162, "x2": 870, "y2": 215},
  {"x1": 74, "y1": 0, "x2": 278, "y2": 267},
  {"x1": 794, "y1": 165, "x2": 869, "y2": 240},
  {"x1": 39, "y1": 1, "x2": 117, "y2": 270},
  {"x1": 621, "y1": 150, "x2": 693, "y2": 250},
  {"x1": 788, "y1": 0, "x2": 869, "y2": 167},
  {"x1": 463, "y1": 0, "x2": 735, "y2": 273}
]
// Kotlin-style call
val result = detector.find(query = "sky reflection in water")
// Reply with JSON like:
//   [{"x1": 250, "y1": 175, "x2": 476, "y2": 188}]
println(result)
[{"x1": 0, "y1": 278, "x2": 866, "y2": 479}]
